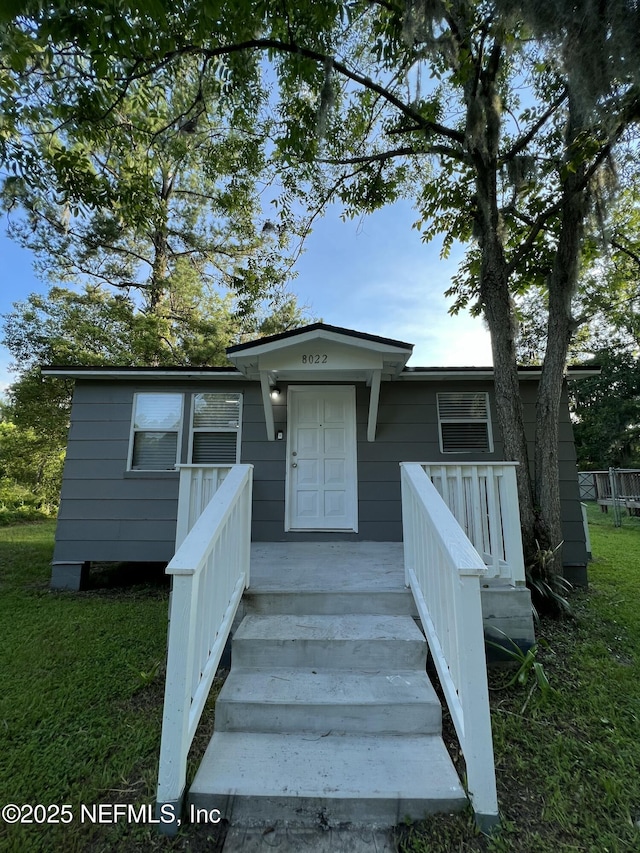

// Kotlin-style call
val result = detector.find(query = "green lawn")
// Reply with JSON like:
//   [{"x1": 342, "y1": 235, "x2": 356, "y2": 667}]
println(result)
[
  {"x1": 399, "y1": 503, "x2": 640, "y2": 852},
  {"x1": 0, "y1": 522, "x2": 223, "y2": 853},
  {"x1": 1, "y1": 515, "x2": 639, "y2": 852}
]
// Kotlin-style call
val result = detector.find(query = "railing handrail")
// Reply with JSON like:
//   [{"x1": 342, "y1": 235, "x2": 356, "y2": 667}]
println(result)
[
  {"x1": 418, "y1": 461, "x2": 521, "y2": 468},
  {"x1": 588, "y1": 468, "x2": 640, "y2": 474},
  {"x1": 156, "y1": 463, "x2": 253, "y2": 824},
  {"x1": 400, "y1": 462, "x2": 498, "y2": 829}
]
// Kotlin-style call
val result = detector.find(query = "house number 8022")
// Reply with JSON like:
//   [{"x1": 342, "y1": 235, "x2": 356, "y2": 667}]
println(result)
[{"x1": 301, "y1": 354, "x2": 328, "y2": 364}]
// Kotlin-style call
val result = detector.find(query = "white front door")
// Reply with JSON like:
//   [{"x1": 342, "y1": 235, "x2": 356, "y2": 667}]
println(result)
[{"x1": 286, "y1": 386, "x2": 358, "y2": 531}]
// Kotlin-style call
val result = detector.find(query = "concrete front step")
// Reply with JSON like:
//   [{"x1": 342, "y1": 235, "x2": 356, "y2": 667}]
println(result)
[
  {"x1": 243, "y1": 589, "x2": 418, "y2": 617},
  {"x1": 215, "y1": 668, "x2": 442, "y2": 735},
  {"x1": 188, "y1": 731, "x2": 467, "y2": 828},
  {"x1": 232, "y1": 614, "x2": 427, "y2": 670}
]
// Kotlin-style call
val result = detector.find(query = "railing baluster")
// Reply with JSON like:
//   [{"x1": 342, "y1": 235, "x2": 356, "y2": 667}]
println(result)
[
  {"x1": 439, "y1": 464, "x2": 450, "y2": 507},
  {"x1": 483, "y1": 468, "x2": 501, "y2": 576}
]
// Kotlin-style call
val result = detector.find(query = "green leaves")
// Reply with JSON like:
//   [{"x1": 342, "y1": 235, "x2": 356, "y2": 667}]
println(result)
[{"x1": 487, "y1": 627, "x2": 556, "y2": 714}]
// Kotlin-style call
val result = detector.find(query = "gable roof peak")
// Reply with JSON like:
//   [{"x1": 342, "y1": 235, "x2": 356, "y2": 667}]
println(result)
[{"x1": 226, "y1": 322, "x2": 414, "y2": 355}]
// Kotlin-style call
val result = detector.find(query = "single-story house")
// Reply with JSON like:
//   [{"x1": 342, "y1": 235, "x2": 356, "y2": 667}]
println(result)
[
  {"x1": 43, "y1": 321, "x2": 590, "y2": 595},
  {"x1": 42, "y1": 322, "x2": 594, "y2": 829}
]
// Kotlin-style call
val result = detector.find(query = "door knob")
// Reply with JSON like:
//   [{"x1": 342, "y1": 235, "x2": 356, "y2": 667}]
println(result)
[{"x1": 292, "y1": 462, "x2": 298, "y2": 468}]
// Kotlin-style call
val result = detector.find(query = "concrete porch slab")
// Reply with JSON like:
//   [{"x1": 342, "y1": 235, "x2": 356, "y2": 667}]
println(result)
[{"x1": 247, "y1": 541, "x2": 535, "y2": 649}]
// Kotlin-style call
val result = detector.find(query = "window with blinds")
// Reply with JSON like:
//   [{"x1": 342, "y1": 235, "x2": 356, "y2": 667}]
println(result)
[
  {"x1": 190, "y1": 393, "x2": 242, "y2": 464},
  {"x1": 129, "y1": 393, "x2": 182, "y2": 470},
  {"x1": 437, "y1": 392, "x2": 493, "y2": 453}
]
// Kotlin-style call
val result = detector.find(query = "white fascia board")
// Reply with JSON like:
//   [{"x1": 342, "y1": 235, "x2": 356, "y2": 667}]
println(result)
[
  {"x1": 400, "y1": 369, "x2": 496, "y2": 380},
  {"x1": 41, "y1": 368, "x2": 242, "y2": 380},
  {"x1": 399, "y1": 367, "x2": 601, "y2": 380}
]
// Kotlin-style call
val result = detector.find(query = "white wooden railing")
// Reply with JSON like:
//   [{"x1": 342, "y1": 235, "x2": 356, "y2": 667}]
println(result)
[
  {"x1": 175, "y1": 464, "x2": 234, "y2": 549},
  {"x1": 420, "y1": 462, "x2": 525, "y2": 585},
  {"x1": 156, "y1": 464, "x2": 253, "y2": 822},
  {"x1": 400, "y1": 462, "x2": 499, "y2": 829}
]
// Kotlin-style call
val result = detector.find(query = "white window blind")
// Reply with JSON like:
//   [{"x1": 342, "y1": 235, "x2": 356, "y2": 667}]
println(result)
[
  {"x1": 437, "y1": 392, "x2": 492, "y2": 453},
  {"x1": 190, "y1": 393, "x2": 241, "y2": 464},
  {"x1": 130, "y1": 393, "x2": 182, "y2": 470}
]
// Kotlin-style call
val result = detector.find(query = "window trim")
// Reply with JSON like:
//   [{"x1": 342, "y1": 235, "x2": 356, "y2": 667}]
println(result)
[
  {"x1": 127, "y1": 392, "x2": 184, "y2": 471},
  {"x1": 436, "y1": 391, "x2": 494, "y2": 454},
  {"x1": 187, "y1": 392, "x2": 243, "y2": 464}
]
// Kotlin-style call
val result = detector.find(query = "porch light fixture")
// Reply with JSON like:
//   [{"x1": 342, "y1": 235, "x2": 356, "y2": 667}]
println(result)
[{"x1": 270, "y1": 386, "x2": 281, "y2": 401}]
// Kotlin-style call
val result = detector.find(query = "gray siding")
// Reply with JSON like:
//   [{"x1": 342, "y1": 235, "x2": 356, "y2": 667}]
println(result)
[
  {"x1": 54, "y1": 376, "x2": 586, "y2": 570},
  {"x1": 53, "y1": 380, "x2": 256, "y2": 563}
]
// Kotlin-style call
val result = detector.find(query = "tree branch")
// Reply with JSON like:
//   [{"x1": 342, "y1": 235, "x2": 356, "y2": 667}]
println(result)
[
  {"x1": 124, "y1": 38, "x2": 466, "y2": 146},
  {"x1": 501, "y1": 92, "x2": 568, "y2": 164},
  {"x1": 318, "y1": 141, "x2": 468, "y2": 165},
  {"x1": 508, "y1": 95, "x2": 640, "y2": 275},
  {"x1": 611, "y1": 237, "x2": 640, "y2": 271}
]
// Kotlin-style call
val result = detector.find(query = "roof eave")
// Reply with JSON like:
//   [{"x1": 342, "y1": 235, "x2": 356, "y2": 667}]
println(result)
[{"x1": 40, "y1": 366, "x2": 242, "y2": 380}]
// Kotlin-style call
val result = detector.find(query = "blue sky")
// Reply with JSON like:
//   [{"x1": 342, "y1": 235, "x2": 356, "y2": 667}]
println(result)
[{"x1": 0, "y1": 198, "x2": 493, "y2": 391}]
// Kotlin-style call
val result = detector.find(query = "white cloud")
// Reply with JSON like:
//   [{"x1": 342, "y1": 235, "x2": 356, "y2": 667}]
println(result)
[{"x1": 294, "y1": 208, "x2": 492, "y2": 366}]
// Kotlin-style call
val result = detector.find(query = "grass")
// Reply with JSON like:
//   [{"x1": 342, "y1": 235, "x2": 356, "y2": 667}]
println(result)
[
  {"x1": 0, "y1": 522, "x2": 225, "y2": 853},
  {"x1": 398, "y1": 503, "x2": 640, "y2": 853},
  {"x1": 1, "y1": 511, "x2": 639, "y2": 852}
]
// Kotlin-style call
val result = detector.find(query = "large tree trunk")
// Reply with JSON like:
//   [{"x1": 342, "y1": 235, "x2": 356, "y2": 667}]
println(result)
[
  {"x1": 535, "y1": 94, "x2": 588, "y2": 568},
  {"x1": 465, "y1": 33, "x2": 538, "y2": 560},
  {"x1": 480, "y1": 242, "x2": 538, "y2": 560}
]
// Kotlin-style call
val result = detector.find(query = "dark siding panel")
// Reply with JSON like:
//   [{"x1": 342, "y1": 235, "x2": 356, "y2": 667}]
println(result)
[
  {"x1": 358, "y1": 442, "x2": 447, "y2": 463},
  {"x1": 68, "y1": 385, "x2": 136, "y2": 405},
  {"x1": 368, "y1": 423, "x2": 440, "y2": 443},
  {"x1": 377, "y1": 403, "x2": 437, "y2": 424},
  {"x1": 68, "y1": 421, "x2": 132, "y2": 441},
  {"x1": 358, "y1": 521, "x2": 403, "y2": 539},
  {"x1": 55, "y1": 519, "x2": 177, "y2": 542},
  {"x1": 359, "y1": 482, "x2": 401, "y2": 501},
  {"x1": 65, "y1": 440, "x2": 130, "y2": 460},
  {"x1": 251, "y1": 461, "x2": 286, "y2": 481},
  {"x1": 242, "y1": 403, "x2": 267, "y2": 421},
  {"x1": 251, "y1": 520, "x2": 282, "y2": 541},
  {"x1": 557, "y1": 442, "x2": 580, "y2": 462},
  {"x1": 54, "y1": 540, "x2": 174, "y2": 562},
  {"x1": 357, "y1": 461, "x2": 405, "y2": 482},
  {"x1": 70, "y1": 403, "x2": 133, "y2": 422},
  {"x1": 359, "y1": 500, "x2": 402, "y2": 522},
  {"x1": 563, "y1": 539, "x2": 587, "y2": 566},
  {"x1": 252, "y1": 500, "x2": 286, "y2": 521},
  {"x1": 241, "y1": 440, "x2": 286, "y2": 462},
  {"x1": 62, "y1": 459, "x2": 136, "y2": 480},
  {"x1": 241, "y1": 422, "x2": 273, "y2": 442},
  {"x1": 57, "y1": 499, "x2": 178, "y2": 520},
  {"x1": 252, "y1": 480, "x2": 285, "y2": 501},
  {"x1": 61, "y1": 479, "x2": 180, "y2": 500}
]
